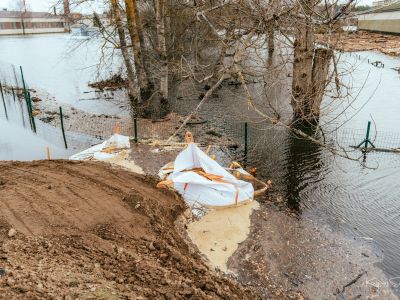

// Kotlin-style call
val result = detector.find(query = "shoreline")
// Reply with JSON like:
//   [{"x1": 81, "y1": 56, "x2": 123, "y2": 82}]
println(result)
[
  {"x1": 124, "y1": 139, "x2": 399, "y2": 298},
  {"x1": 229, "y1": 199, "x2": 398, "y2": 299},
  {"x1": 3, "y1": 84, "x2": 399, "y2": 298},
  {"x1": 316, "y1": 31, "x2": 400, "y2": 56}
]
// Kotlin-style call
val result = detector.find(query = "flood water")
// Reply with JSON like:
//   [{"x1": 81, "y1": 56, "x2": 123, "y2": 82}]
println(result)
[
  {"x1": 0, "y1": 118, "x2": 72, "y2": 160},
  {"x1": 0, "y1": 34, "x2": 400, "y2": 292},
  {"x1": 0, "y1": 33, "x2": 124, "y2": 160},
  {"x1": 170, "y1": 50, "x2": 400, "y2": 290},
  {"x1": 0, "y1": 33, "x2": 126, "y2": 115}
]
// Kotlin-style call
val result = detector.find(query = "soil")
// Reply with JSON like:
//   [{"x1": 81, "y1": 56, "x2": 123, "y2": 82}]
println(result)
[
  {"x1": 0, "y1": 160, "x2": 257, "y2": 299},
  {"x1": 316, "y1": 31, "x2": 400, "y2": 56},
  {"x1": 228, "y1": 199, "x2": 398, "y2": 299}
]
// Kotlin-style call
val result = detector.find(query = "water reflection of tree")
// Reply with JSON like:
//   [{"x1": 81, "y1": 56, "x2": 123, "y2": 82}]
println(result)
[{"x1": 284, "y1": 128, "x2": 324, "y2": 212}]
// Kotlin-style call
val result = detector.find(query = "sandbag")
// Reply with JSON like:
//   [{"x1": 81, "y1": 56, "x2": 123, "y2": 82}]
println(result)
[{"x1": 158, "y1": 143, "x2": 254, "y2": 207}]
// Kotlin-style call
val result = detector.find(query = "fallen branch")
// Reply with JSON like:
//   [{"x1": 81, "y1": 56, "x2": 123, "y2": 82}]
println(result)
[
  {"x1": 167, "y1": 73, "x2": 228, "y2": 143},
  {"x1": 335, "y1": 271, "x2": 367, "y2": 296}
]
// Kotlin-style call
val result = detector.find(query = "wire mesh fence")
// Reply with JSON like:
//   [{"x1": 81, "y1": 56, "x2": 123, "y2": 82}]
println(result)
[
  {"x1": 336, "y1": 127, "x2": 400, "y2": 150},
  {"x1": 1, "y1": 59, "x2": 400, "y2": 157}
]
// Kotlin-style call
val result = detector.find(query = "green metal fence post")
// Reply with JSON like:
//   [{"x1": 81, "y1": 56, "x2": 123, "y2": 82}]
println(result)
[
  {"x1": 0, "y1": 81, "x2": 8, "y2": 120},
  {"x1": 20, "y1": 66, "x2": 32, "y2": 129},
  {"x1": 356, "y1": 121, "x2": 375, "y2": 149},
  {"x1": 11, "y1": 87, "x2": 16, "y2": 102},
  {"x1": 27, "y1": 91, "x2": 36, "y2": 133},
  {"x1": 244, "y1": 122, "x2": 248, "y2": 159},
  {"x1": 19, "y1": 66, "x2": 27, "y2": 94},
  {"x1": 364, "y1": 121, "x2": 371, "y2": 149},
  {"x1": 59, "y1": 106, "x2": 68, "y2": 149},
  {"x1": 134, "y1": 116, "x2": 138, "y2": 143}
]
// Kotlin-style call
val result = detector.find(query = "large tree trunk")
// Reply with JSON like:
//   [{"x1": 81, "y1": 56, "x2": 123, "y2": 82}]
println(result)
[
  {"x1": 292, "y1": 21, "x2": 332, "y2": 126},
  {"x1": 267, "y1": 26, "x2": 274, "y2": 66},
  {"x1": 63, "y1": 0, "x2": 71, "y2": 33},
  {"x1": 111, "y1": 0, "x2": 137, "y2": 100},
  {"x1": 156, "y1": 0, "x2": 168, "y2": 102},
  {"x1": 291, "y1": 0, "x2": 318, "y2": 126},
  {"x1": 291, "y1": 22, "x2": 315, "y2": 123},
  {"x1": 132, "y1": 0, "x2": 152, "y2": 86},
  {"x1": 291, "y1": 0, "x2": 333, "y2": 126},
  {"x1": 125, "y1": 0, "x2": 149, "y2": 102},
  {"x1": 310, "y1": 48, "x2": 333, "y2": 124}
]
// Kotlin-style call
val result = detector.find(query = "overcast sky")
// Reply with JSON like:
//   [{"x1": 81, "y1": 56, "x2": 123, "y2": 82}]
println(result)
[{"x1": 0, "y1": 0, "x2": 374, "y2": 12}]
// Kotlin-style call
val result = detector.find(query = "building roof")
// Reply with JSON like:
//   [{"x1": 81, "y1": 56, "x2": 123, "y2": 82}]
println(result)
[
  {"x1": 0, "y1": 11, "x2": 62, "y2": 19},
  {"x1": 358, "y1": 1, "x2": 400, "y2": 15}
]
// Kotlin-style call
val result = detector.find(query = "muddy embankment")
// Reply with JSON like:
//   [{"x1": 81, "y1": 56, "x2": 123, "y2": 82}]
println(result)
[
  {"x1": 316, "y1": 31, "x2": 400, "y2": 56},
  {"x1": 229, "y1": 199, "x2": 398, "y2": 299},
  {"x1": 0, "y1": 160, "x2": 257, "y2": 299},
  {"x1": 131, "y1": 141, "x2": 398, "y2": 299}
]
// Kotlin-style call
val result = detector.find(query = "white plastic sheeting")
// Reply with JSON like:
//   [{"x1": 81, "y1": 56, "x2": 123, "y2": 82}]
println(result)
[
  {"x1": 158, "y1": 143, "x2": 254, "y2": 207},
  {"x1": 70, "y1": 134, "x2": 130, "y2": 161}
]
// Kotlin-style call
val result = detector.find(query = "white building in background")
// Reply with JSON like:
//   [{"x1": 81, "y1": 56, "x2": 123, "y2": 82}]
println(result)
[
  {"x1": 0, "y1": 10, "x2": 66, "y2": 35},
  {"x1": 358, "y1": 2, "x2": 400, "y2": 33},
  {"x1": 372, "y1": 0, "x2": 397, "y2": 6}
]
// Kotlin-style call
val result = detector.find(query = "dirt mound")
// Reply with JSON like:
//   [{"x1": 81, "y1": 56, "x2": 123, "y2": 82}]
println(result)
[{"x1": 0, "y1": 160, "x2": 257, "y2": 299}]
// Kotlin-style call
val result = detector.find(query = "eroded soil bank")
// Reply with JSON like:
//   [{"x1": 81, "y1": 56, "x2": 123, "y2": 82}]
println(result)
[{"x1": 0, "y1": 160, "x2": 257, "y2": 299}]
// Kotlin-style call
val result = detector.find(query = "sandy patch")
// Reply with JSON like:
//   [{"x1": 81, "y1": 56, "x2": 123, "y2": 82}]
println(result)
[
  {"x1": 102, "y1": 150, "x2": 145, "y2": 175},
  {"x1": 187, "y1": 200, "x2": 259, "y2": 272}
]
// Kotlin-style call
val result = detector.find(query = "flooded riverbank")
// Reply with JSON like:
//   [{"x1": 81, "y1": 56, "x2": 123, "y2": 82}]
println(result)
[
  {"x1": 0, "y1": 118, "x2": 72, "y2": 160},
  {"x1": 0, "y1": 33, "x2": 127, "y2": 115},
  {"x1": 0, "y1": 33, "x2": 399, "y2": 297},
  {"x1": 167, "y1": 49, "x2": 400, "y2": 294}
]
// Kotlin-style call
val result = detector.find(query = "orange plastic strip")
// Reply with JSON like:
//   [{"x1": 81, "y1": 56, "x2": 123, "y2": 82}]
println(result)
[{"x1": 235, "y1": 190, "x2": 239, "y2": 206}]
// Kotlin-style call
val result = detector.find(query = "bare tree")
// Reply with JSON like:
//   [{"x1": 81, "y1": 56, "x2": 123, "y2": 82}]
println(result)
[
  {"x1": 125, "y1": 0, "x2": 150, "y2": 102},
  {"x1": 58, "y1": 0, "x2": 366, "y2": 161},
  {"x1": 63, "y1": 0, "x2": 71, "y2": 32},
  {"x1": 13, "y1": 0, "x2": 31, "y2": 35},
  {"x1": 111, "y1": 0, "x2": 137, "y2": 100},
  {"x1": 155, "y1": 0, "x2": 168, "y2": 102}
]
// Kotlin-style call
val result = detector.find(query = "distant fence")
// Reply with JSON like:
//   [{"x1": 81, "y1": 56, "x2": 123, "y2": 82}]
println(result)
[{"x1": 1, "y1": 60, "x2": 400, "y2": 159}]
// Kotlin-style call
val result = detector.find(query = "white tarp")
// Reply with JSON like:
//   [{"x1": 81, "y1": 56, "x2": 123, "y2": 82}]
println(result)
[
  {"x1": 159, "y1": 143, "x2": 254, "y2": 207},
  {"x1": 70, "y1": 134, "x2": 130, "y2": 161}
]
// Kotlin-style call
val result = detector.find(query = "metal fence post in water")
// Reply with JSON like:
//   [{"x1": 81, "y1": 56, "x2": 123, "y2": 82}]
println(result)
[
  {"x1": 356, "y1": 121, "x2": 375, "y2": 150},
  {"x1": 0, "y1": 81, "x2": 8, "y2": 120},
  {"x1": 27, "y1": 92, "x2": 36, "y2": 133},
  {"x1": 19, "y1": 66, "x2": 27, "y2": 94},
  {"x1": 59, "y1": 107, "x2": 68, "y2": 149},
  {"x1": 20, "y1": 66, "x2": 33, "y2": 130},
  {"x1": 11, "y1": 87, "x2": 16, "y2": 102},
  {"x1": 133, "y1": 116, "x2": 138, "y2": 143},
  {"x1": 244, "y1": 122, "x2": 248, "y2": 159}
]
